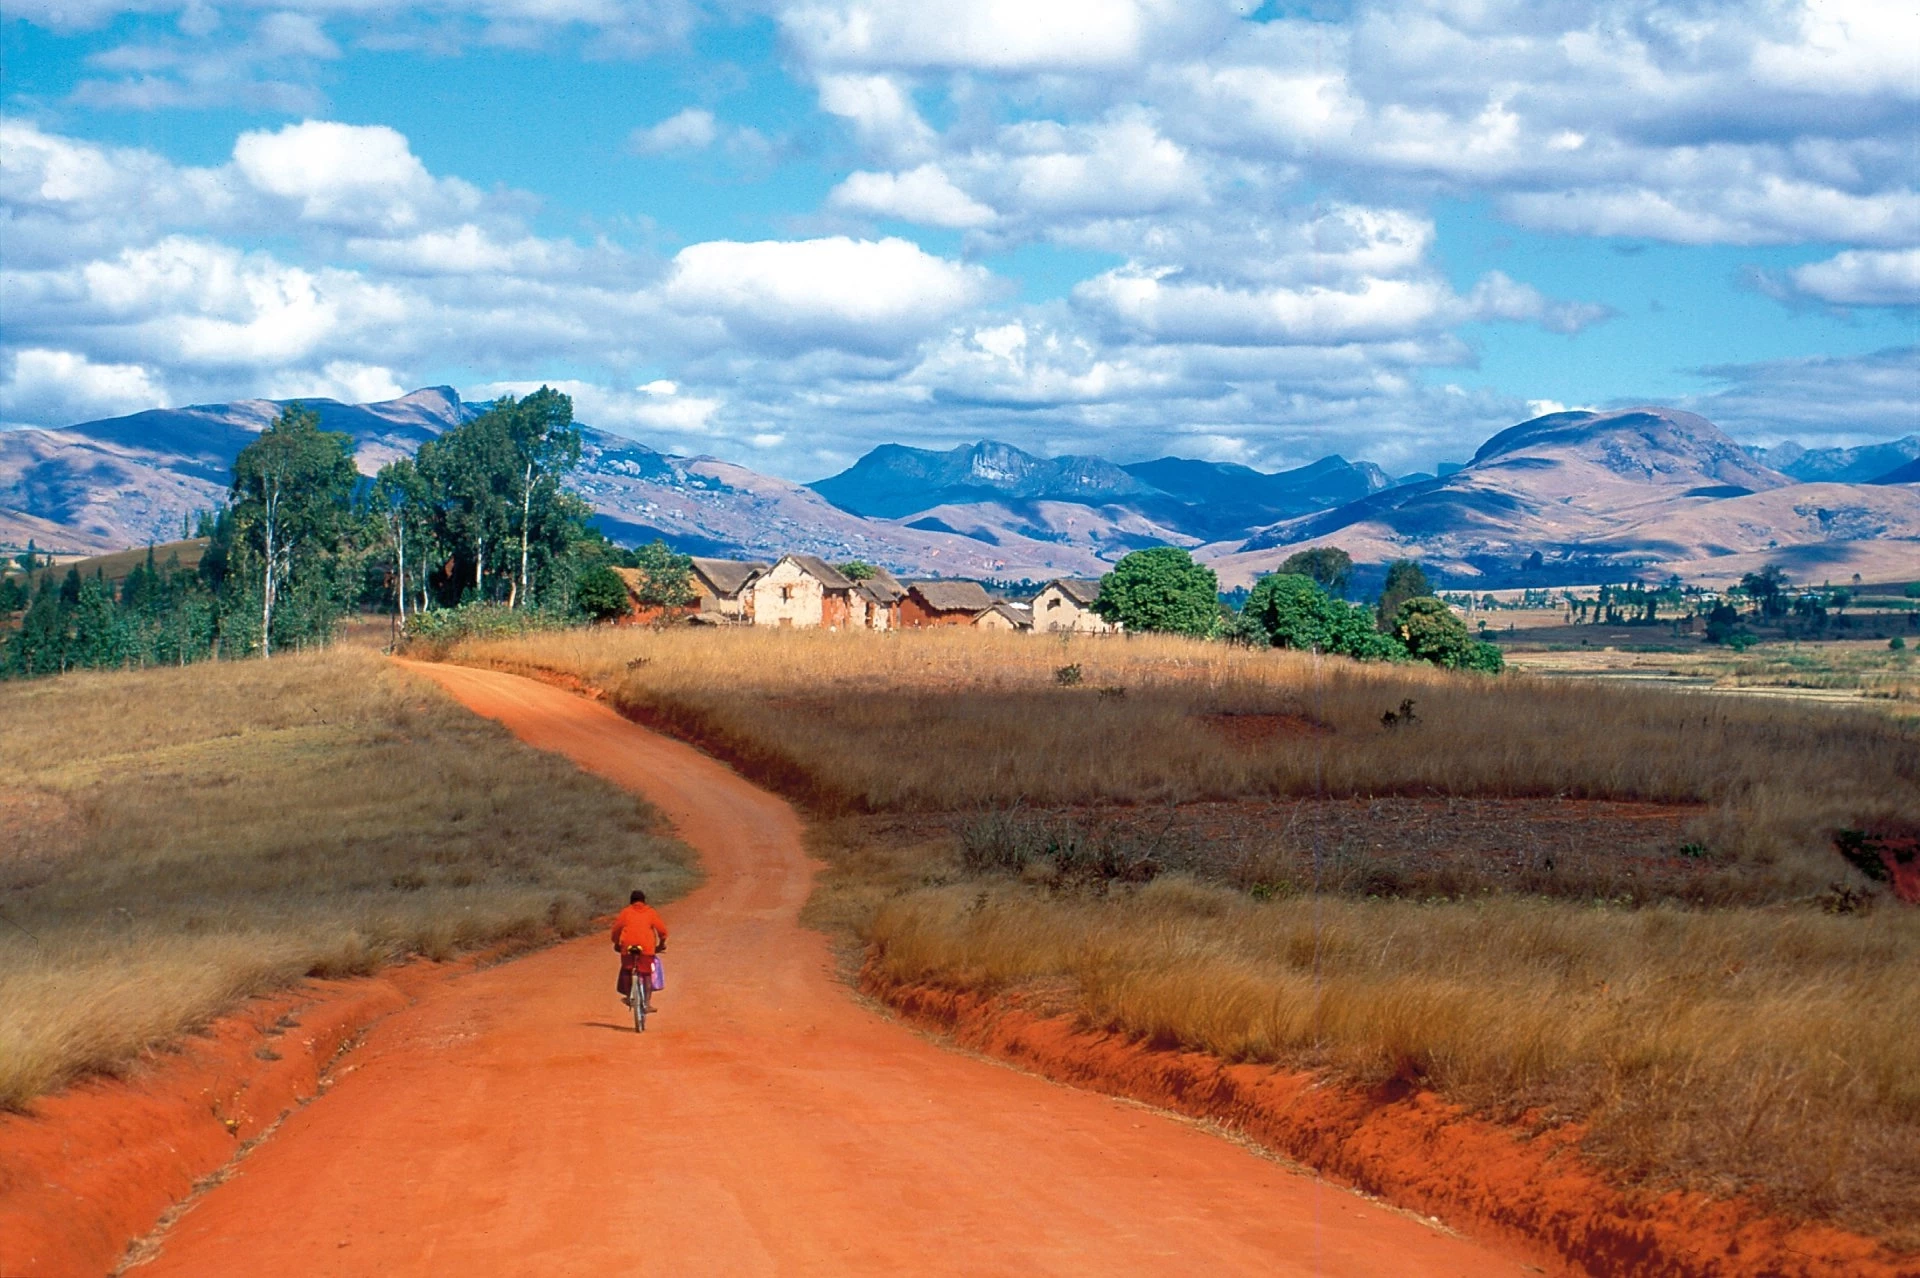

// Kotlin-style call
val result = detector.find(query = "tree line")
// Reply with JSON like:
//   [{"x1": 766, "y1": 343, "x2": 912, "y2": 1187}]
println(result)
[
  {"x1": 1090, "y1": 545, "x2": 1504, "y2": 673},
  {"x1": 1, "y1": 388, "x2": 633, "y2": 679}
]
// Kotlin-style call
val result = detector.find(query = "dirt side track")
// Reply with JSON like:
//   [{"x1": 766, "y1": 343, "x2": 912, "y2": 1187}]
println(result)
[{"x1": 86, "y1": 661, "x2": 1523, "y2": 1277}]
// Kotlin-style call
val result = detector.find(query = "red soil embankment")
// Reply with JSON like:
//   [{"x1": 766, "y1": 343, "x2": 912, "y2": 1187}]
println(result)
[
  {"x1": 0, "y1": 964, "x2": 451, "y2": 1277},
  {"x1": 865, "y1": 974, "x2": 1916, "y2": 1278}
]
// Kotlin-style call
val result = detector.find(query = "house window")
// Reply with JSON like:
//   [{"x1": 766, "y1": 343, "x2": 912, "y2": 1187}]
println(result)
[
  {"x1": 780, "y1": 585, "x2": 793, "y2": 602},
  {"x1": 1048, "y1": 597, "x2": 1061, "y2": 609}
]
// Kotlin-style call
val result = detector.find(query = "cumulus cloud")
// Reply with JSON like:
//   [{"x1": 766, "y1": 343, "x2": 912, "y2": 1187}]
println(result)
[
  {"x1": 662, "y1": 236, "x2": 993, "y2": 355},
  {"x1": 479, "y1": 377, "x2": 723, "y2": 441},
  {"x1": 1788, "y1": 249, "x2": 1920, "y2": 307},
  {"x1": 783, "y1": 0, "x2": 1186, "y2": 72},
  {"x1": 815, "y1": 73, "x2": 935, "y2": 161},
  {"x1": 628, "y1": 108, "x2": 719, "y2": 154},
  {"x1": 232, "y1": 120, "x2": 482, "y2": 234},
  {"x1": 265, "y1": 360, "x2": 406, "y2": 404},
  {"x1": 0, "y1": 348, "x2": 168, "y2": 427},
  {"x1": 828, "y1": 165, "x2": 995, "y2": 228}
]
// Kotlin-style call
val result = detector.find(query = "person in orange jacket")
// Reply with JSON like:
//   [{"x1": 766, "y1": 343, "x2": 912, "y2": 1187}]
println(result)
[{"x1": 611, "y1": 889, "x2": 670, "y2": 1011}]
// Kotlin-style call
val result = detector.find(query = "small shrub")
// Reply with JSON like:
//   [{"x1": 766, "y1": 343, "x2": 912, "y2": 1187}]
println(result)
[
  {"x1": 1818, "y1": 881, "x2": 1877, "y2": 915},
  {"x1": 1834, "y1": 829, "x2": 1890, "y2": 883},
  {"x1": 1892, "y1": 637, "x2": 1907, "y2": 651},
  {"x1": 1380, "y1": 698, "x2": 1419, "y2": 728},
  {"x1": 1054, "y1": 663, "x2": 1083, "y2": 686}
]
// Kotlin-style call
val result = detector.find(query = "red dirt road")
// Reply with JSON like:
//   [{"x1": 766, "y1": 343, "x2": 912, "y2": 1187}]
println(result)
[{"x1": 133, "y1": 663, "x2": 1530, "y2": 1276}]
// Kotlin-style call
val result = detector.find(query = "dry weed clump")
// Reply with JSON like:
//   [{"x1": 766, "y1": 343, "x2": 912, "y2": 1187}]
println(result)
[
  {"x1": 0, "y1": 648, "x2": 694, "y2": 1109},
  {"x1": 864, "y1": 881, "x2": 1920, "y2": 1246},
  {"x1": 453, "y1": 626, "x2": 1918, "y2": 897}
]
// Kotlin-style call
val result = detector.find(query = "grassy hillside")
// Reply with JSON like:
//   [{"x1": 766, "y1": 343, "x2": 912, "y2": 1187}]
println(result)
[
  {"x1": 447, "y1": 625, "x2": 1920, "y2": 1246},
  {"x1": 0, "y1": 647, "x2": 695, "y2": 1109}
]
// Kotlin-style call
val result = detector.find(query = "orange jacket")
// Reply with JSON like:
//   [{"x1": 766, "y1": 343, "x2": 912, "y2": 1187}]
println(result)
[{"x1": 610, "y1": 902, "x2": 669, "y2": 957}]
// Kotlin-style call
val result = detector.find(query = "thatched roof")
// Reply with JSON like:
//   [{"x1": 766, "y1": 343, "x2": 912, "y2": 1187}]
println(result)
[
  {"x1": 860, "y1": 565, "x2": 907, "y2": 603},
  {"x1": 908, "y1": 579, "x2": 993, "y2": 612},
  {"x1": 783, "y1": 554, "x2": 855, "y2": 590},
  {"x1": 975, "y1": 601, "x2": 1032, "y2": 628},
  {"x1": 690, "y1": 557, "x2": 767, "y2": 597},
  {"x1": 1047, "y1": 578, "x2": 1103, "y2": 606}
]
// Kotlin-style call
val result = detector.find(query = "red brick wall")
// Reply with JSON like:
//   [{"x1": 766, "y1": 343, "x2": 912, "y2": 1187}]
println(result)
[{"x1": 900, "y1": 596, "x2": 974, "y2": 627}]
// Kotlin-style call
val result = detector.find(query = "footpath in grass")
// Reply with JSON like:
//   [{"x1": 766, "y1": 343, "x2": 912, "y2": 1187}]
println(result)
[
  {"x1": 0, "y1": 646, "x2": 696, "y2": 1110},
  {"x1": 445, "y1": 625, "x2": 1920, "y2": 1251}
]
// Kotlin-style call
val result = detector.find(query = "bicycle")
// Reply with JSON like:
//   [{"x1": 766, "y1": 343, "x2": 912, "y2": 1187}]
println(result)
[{"x1": 623, "y1": 945, "x2": 662, "y2": 1032}]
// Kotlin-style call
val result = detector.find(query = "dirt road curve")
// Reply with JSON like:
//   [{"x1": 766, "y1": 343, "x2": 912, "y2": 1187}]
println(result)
[{"x1": 135, "y1": 663, "x2": 1528, "y2": 1277}]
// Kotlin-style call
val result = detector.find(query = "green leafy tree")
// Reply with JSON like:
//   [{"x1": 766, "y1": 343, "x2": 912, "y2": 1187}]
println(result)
[
  {"x1": 228, "y1": 404, "x2": 358, "y2": 657},
  {"x1": 837, "y1": 559, "x2": 876, "y2": 581},
  {"x1": 1740, "y1": 564, "x2": 1789, "y2": 619},
  {"x1": 1277, "y1": 546, "x2": 1353, "y2": 597},
  {"x1": 574, "y1": 564, "x2": 633, "y2": 621},
  {"x1": 1095, "y1": 547, "x2": 1220, "y2": 637},
  {"x1": 503, "y1": 388, "x2": 582, "y2": 609},
  {"x1": 1240, "y1": 573, "x2": 1403, "y2": 660},
  {"x1": 371, "y1": 459, "x2": 432, "y2": 622},
  {"x1": 1704, "y1": 602, "x2": 1743, "y2": 645},
  {"x1": 1376, "y1": 559, "x2": 1431, "y2": 629},
  {"x1": 626, "y1": 539, "x2": 696, "y2": 607},
  {"x1": 1393, "y1": 597, "x2": 1504, "y2": 673}
]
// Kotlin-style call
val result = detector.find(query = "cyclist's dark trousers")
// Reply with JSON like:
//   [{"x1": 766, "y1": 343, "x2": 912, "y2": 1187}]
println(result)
[{"x1": 617, "y1": 953, "x2": 649, "y2": 996}]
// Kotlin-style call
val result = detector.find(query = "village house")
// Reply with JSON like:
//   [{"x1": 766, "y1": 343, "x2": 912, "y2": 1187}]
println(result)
[
  {"x1": 688, "y1": 557, "x2": 767, "y2": 620},
  {"x1": 973, "y1": 600, "x2": 1032, "y2": 631},
  {"x1": 900, "y1": 579, "x2": 994, "y2": 627},
  {"x1": 750, "y1": 555, "x2": 859, "y2": 628},
  {"x1": 1030, "y1": 579, "x2": 1115, "y2": 633},
  {"x1": 850, "y1": 566, "x2": 906, "y2": 631}
]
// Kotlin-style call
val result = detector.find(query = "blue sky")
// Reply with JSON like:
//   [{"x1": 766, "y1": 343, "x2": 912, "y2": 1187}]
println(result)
[{"x1": 2, "y1": 0, "x2": 1915, "y2": 479}]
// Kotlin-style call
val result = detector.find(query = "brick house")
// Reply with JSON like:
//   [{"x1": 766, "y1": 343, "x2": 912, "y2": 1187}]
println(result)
[
  {"x1": 900, "y1": 579, "x2": 994, "y2": 626},
  {"x1": 1030, "y1": 578, "x2": 1115, "y2": 633}
]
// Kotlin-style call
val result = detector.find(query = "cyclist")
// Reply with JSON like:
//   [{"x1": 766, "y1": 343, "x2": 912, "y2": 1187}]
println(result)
[{"x1": 610, "y1": 889, "x2": 670, "y2": 1013}]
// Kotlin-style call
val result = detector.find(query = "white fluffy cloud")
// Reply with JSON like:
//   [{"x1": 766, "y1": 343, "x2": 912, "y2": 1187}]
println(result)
[
  {"x1": 828, "y1": 165, "x2": 995, "y2": 228},
  {"x1": 232, "y1": 120, "x2": 482, "y2": 234},
  {"x1": 783, "y1": 0, "x2": 1204, "y2": 73},
  {"x1": 663, "y1": 236, "x2": 993, "y2": 354},
  {"x1": 0, "y1": 348, "x2": 168, "y2": 427},
  {"x1": 1788, "y1": 249, "x2": 1920, "y2": 307},
  {"x1": 628, "y1": 108, "x2": 718, "y2": 154}
]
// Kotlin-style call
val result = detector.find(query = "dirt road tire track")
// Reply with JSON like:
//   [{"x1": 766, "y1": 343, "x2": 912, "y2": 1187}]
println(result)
[{"x1": 117, "y1": 661, "x2": 1529, "y2": 1277}]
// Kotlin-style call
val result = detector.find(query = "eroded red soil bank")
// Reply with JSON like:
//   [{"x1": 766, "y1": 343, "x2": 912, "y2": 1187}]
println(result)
[
  {"x1": 865, "y1": 972, "x2": 1916, "y2": 1278},
  {"x1": 0, "y1": 964, "x2": 458, "y2": 1277}
]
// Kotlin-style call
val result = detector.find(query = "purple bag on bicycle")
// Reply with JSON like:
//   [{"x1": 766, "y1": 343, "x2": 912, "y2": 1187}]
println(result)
[{"x1": 650, "y1": 955, "x2": 665, "y2": 992}]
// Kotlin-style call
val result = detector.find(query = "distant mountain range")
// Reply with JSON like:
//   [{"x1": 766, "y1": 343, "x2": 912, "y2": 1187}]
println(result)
[
  {"x1": 808, "y1": 441, "x2": 1391, "y2": 544},
  {"x1": 4, "y1": 391, "x2": 1916, "y2": 587},
  {"x1": 1747, "y1": 436, "x2": 1920, "y2": 484}
]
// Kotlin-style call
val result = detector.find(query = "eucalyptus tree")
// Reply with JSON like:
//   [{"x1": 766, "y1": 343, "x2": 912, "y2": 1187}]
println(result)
[{"x1": 228, "y1": 404, "x2": 358, "y2": 657}]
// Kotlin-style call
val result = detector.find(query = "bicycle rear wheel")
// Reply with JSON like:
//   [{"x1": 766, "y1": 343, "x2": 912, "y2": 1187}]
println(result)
[{"x1": 631, "y1": 985, "x2": 647, "y2": 1032}]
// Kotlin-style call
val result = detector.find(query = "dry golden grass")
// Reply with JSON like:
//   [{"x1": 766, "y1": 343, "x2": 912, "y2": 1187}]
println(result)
[
  {"x1": 445, "y1": 624, "x2": 1920, "y2": 1242},
  {"x1": 0, "y1": 647, "x2": 695, "y2": 1109},
  {"x1": 452, "y1": 625, "x2": 1917, "y2": 897},
  {"x1": 862, "y1": 878, "x2": 1920, "y2": 1244}
]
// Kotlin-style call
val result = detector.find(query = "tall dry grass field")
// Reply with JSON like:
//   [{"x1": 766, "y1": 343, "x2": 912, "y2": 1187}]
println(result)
[
  {"x1": 0, "y1": 648, "x2": 694, "y2": 1109},
  {"x1": 454, "y1": 625, "x2": 1915, "y2": 892},
  {"x1": 447, "y1": 624, "x2": 1920, "y2": 1242}
]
